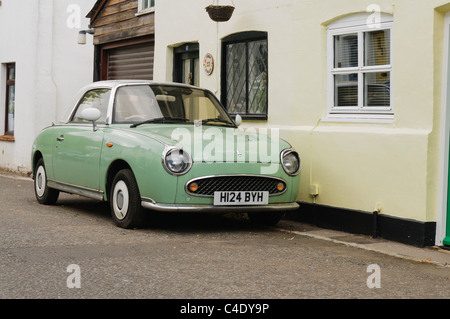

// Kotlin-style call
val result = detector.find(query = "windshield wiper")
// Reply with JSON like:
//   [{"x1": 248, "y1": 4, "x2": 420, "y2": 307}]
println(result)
[{"x1": 130, "y1": 117, "x2": 189, "y2": 128}]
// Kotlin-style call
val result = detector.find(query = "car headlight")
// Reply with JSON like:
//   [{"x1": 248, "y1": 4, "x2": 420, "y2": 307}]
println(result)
[
  {"x1": 281, "y1": 149, "x2": 300, "y2": 176},
  {"x1": 163, "y1": 147, "x2": 192, "y2": 175}
]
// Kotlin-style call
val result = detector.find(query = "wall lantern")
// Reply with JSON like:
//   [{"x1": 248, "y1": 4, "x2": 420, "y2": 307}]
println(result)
[
  {"x1": 78, "y1": 28, "x2": 94, "y2": 45},
  {"x1": 205, "y1": 0, "x2": 235, "y2": 22}
]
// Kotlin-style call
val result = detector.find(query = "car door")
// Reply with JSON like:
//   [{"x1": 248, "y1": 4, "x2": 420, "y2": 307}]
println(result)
[{"x1": 52, "y1": 88, "x2": 111, "y2": 191}]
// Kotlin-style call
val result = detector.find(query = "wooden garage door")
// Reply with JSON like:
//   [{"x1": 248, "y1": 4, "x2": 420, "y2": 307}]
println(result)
[{"x1": 107, "y1": 42, "x2": 154, "y2": 80}]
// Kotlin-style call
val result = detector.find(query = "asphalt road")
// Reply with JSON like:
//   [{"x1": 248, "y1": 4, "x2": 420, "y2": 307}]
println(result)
[{"x1": 0, "y1": 172, "x2": 449, "y2": 302}]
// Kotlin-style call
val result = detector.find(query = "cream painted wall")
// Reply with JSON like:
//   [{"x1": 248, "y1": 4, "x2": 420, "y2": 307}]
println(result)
[{"x1": 154, "y1": 0, "x2": 450, "y2": 224}]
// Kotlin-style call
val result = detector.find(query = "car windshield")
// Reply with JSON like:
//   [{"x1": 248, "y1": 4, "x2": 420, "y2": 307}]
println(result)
[{"x1": 113, "y1": 84, "x2": 235, "y2": 127}]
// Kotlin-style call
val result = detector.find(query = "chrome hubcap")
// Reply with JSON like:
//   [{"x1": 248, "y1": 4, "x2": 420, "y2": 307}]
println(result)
[
  {"x1": 35, "y1": 166, "x2": 46, "y2": 197},
  {"x1": 117, "y1": 191, "x2": 124, "y2": 210},
  {"x1": 113, "y1": 180, "x2": 129, "y2": 220}
]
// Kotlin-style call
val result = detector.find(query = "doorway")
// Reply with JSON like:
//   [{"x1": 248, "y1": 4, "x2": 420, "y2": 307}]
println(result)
[{"x1": 173, "y1": 43, "x2": 199, "y2": 86}]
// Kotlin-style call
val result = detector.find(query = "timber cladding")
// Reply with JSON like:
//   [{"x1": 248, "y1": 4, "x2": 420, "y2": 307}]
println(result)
[{"x1": 88, "y1": 0, "x2": 155, "y2": 45}]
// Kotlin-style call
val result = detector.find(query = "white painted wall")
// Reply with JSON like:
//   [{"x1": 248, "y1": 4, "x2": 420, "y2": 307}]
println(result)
[{"x1": 0, "y1": 0, "x2": 95, "y2": 172}]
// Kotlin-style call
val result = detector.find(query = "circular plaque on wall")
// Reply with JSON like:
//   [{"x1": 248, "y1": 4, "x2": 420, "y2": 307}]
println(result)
[{"x1": 203, "y1": 53, "x2": 214, "y2": 76}]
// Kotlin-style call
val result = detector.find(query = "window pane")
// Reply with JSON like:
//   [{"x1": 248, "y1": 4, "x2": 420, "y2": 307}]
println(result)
[
  {"x1": 7, "y1": 85, "x2": 15, "y2": 133},
  {"x1": 8, "y1": 67, "x2": 15, "y2": 81},
  {"x1": 364, "y1": 72, "x2": 390, "y2": 106},
  {"x1": 224, "y1": 33, "x2": 268, "y2": 117},
  {"x1": 365, "y1": 30, "x2": 390, "y2": 66},
  {"x1": 247, "y1": 40, "x2": 268, "y2": 114},
  {"x1": 334, "y1": 74, "x2": 358, "y2": 107},
  {"x1": 5, "y1": 64, "x2": 15, "y2": 135},
  {"x1": 72, "y1": 89, "x2": 111, "y2": 123},
  {"x1": 193, "y1": 58, "x2": 199, "y2": 87},
  {"x1": 225, "y1": 42, "x2": 247, "y2": 113},
  {"x1": 114, "y1": 86, "x2": 159, "y2": 123},
  {"x1": 334, "y1": 34, "x2": 358, "y2": 68}
]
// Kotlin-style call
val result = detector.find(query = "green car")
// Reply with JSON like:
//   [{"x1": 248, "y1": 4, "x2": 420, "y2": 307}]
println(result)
[{"x1": 31, "y1": 80, "x2": 300, "y2": 228}]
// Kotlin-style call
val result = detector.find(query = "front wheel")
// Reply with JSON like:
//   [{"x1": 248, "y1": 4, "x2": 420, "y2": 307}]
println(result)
[
  {"x1": 34, "y1": 158, "x2": 59, "y2": 205},
  {"x1": 110, "y1": 169, "x2": 145, "y2": 229}
]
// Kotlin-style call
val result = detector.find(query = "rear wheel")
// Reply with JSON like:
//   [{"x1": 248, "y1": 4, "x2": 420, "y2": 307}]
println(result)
[
  {"x1": 110, "y1": 169, "x2": 145, "y2": 229},
  {"x1": 34, "y1": 158, "x2": 59, "y2": 205}
]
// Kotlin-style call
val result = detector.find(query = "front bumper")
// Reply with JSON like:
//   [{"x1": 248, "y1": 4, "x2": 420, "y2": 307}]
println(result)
[{"x1": 141, "y1": 199, "x2": 299, "y2": 213}]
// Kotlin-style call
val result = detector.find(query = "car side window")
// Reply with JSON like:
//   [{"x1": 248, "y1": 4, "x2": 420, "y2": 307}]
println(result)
[{"x1": 71, "y1": 89, "x2": 111, "y2": 124}]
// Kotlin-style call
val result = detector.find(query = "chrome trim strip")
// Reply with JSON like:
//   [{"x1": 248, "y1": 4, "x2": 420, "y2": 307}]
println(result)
[
  {"x1": 141, "y1": 200, "x2": 299, "y2": 213},
  {"x1": 48, "y1": 179, "x2": 104, "y2": 201},
  {"x1": 185, "y1": 174, "x2": 287, "y2": 198},
  {"x1": 141, "y1": 196, "x2": 156, "y2": 204}
]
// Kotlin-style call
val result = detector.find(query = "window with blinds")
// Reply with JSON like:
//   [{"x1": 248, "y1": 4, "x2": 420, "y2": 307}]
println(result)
[{"x1": 327, "y1": 15, "x2": 393, "y2": 120}]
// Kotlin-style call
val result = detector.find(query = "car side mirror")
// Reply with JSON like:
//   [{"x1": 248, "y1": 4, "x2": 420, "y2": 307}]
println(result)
[
  {"x1": 234, "y1": 114, "x2": 242, "y2": 127},
  {"x1": 80, "y1": 108, "x2": 101, "y2": 131}
]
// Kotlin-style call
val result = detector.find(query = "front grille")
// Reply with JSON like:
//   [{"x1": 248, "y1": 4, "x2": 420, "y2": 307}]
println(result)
[{"x1": 186, "y1": 175, "x2": 286, "y2": 197}]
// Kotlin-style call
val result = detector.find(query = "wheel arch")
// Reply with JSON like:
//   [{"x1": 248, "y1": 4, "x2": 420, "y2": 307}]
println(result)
[
  {"x1": 105, "y1": 159, "x2": 133, "y2": 202},
  {"x1": 32, "y1": 151, "x2": 44, "y2": 178}
]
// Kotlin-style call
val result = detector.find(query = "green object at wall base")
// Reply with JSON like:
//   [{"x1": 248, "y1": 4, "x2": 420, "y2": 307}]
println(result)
[{"x1": 443, "y1": 237, "x2": 450, "y2": 246}]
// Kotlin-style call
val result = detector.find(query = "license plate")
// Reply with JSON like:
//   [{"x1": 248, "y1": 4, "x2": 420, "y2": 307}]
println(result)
[{"x1": 213, "y1": 191, "x2": 269, "y2": 206}]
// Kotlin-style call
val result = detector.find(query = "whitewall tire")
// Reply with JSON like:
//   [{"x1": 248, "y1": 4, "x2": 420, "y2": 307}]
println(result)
[
  {"x1": 110, "y1": 169, "x2": 145, "y2": 228},
  {"x1": 34, "y1": 158, "x2": 59, "y2": 205}
]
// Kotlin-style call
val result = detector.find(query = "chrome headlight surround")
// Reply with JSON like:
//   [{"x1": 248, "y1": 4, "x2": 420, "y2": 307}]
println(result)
[
  {"x1": 281, "y1": 148, "x2": 301, "y2": 176},
  {"x1": 162, "y1": 147, "x2": 192, "y2": 176}
]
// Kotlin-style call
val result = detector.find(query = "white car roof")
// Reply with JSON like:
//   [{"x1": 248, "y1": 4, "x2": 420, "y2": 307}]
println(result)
[
  {"x1": 81, "y1": 80, "x2": 199, "y2": 91},
  {"x1": 61, "y1": 80, "x2": 208, "y2": 123}
]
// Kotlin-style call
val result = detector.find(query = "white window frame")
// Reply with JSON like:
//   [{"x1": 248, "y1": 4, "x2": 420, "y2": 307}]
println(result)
[
  {"x1": 326, "y1": 13, "x2": 394, "y2": 122},
  {"x1": 136, "y1": 0, "x2": 155, "y2": 16}
]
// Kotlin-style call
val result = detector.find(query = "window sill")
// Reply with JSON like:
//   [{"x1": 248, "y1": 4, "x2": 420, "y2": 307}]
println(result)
[
  {"x1": 0, "y1": 135, "x2": 15, "y2": 142},
  {"x1": 322, "y1": 114, "x2": 394, "y2": 124}
]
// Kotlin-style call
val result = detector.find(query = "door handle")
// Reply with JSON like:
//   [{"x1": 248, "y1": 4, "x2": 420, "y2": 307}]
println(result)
[{"x1": 56, "y1": 136, "x2": 64, "y2": 142}]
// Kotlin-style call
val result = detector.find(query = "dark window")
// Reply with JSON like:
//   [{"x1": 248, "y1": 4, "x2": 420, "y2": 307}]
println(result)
[
  {"x1": 222, "y1": 32, "x2": 268, "y2": 120},
  {"x1": 173, "y1": 43, "x2": 199, "y2": 86},
  {"x1": 4, "y1": 63, "x2": 15, "y2": 136}
]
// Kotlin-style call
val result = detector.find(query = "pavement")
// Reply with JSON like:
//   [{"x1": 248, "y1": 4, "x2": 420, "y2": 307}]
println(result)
[
  {"x1": 277, "y1": 220, "x2": 450, "y2": 268},
  {"x1": 2, "y1": 169, "x2": 450, "y2": 269}
]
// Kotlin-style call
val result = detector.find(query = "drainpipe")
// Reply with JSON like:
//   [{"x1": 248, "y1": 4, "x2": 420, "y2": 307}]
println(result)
[
  {"x1": 372, "y1": 210, "x2": 378, "y2": 238},
  {"x1": 372, "y1": 203, "x2": 382, "y2": 238}
]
